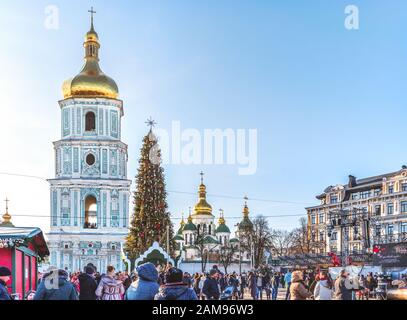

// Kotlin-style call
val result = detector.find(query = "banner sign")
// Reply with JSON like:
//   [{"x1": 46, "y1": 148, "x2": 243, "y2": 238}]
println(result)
[{"x1": 372, "y1": 243, "x2": 407, "y2": 267}]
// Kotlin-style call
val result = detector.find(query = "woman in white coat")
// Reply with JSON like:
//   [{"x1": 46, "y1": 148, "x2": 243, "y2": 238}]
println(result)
[{"x1": 314, "y1": 271, "x2": 332, "y2": 300}]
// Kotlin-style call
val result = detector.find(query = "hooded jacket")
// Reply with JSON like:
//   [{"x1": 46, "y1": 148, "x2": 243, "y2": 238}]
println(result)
[
  {"x1": 202, "y1": 277, "x2": 220, "y2": 300},
  {"x1": 78, "y1": 273, "x2": 97, "y2": 300},
  {"x1": 289, "y1": 271, "x2": 312, "y2": 301},
  {"x1": 314, "y1": 279, "x2": 332, "y2": 300},
  {"x1": 95, "y1": 274, "x2": 124, "y2": 300},
  {"x1": 334, "y1": 276, "x2": 352, "y2": 300},
  {"x1": 125, "y1": 263, "x2": 159, "y2": 300},
  {"x1": 34, "y1": 270, "x2": 78, "y2": 300},
  {"x1": 155, "y1": 283, "x2": 198, "y2": 300}
]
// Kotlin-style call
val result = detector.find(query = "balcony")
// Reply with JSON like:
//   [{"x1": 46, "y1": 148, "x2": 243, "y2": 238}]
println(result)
[{"x1": 373, "y1": 232, "x2": 407, "y2": 245}]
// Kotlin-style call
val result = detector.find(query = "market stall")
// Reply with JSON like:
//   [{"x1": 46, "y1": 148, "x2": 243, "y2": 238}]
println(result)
[{"x1": 0, "y1": 227, "x2": 49, "y2": 299}]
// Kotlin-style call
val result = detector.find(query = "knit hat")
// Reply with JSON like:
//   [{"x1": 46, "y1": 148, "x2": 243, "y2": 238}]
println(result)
[
  {"x1": 165, "y1": 267, "x2": 183, "y2": 284},
  {"x1": 0, "y1": 267, "x2": 11, "y2": 277}
]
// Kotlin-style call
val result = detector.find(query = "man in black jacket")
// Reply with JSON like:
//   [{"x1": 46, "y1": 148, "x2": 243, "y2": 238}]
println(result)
[
  {"x1": 78, "y1": 266, "x2": 98, "y2": 300},
  {"x1": 0, "y1": 267, "x2": 12, "y2": 300},
  {"x1": 202, "y1": 269, "x2": 220, "y2": 300}
]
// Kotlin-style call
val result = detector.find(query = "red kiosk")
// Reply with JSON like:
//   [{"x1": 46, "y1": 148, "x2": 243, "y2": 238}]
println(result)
[{"x1": 0, "y1": 203, "x2": 49, "y2": 299}]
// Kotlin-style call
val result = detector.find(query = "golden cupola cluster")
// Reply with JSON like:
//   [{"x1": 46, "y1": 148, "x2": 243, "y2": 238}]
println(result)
[
  {"x1": 62, "y1": 11, "x2": 119, "y2": 100},
  {"x1": 193, "y1": 172, "x2": 213, "y2": 216}
]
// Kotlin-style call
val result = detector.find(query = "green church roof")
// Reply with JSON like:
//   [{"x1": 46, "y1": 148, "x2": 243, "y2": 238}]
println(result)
[
  {"x1": 203, "y1": 235, "x2": 219, "y2": 245},
  {"x1": 173, "y1": 234, "x2": 184, "y2": 241},
  {"x1": 238, "y1": 217, "x2": 253, "y2": 230},
  {"x1": 215, "y1": 223, "x2": 230, "y2": 234},
  {"x1": 183, "y1": 221, "x2": 197, "y2": 232}
]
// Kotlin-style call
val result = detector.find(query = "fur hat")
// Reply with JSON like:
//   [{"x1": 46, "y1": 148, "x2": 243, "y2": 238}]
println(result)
[{"x1": 291, "y1": 271, "x2": 303, "y2": 282}]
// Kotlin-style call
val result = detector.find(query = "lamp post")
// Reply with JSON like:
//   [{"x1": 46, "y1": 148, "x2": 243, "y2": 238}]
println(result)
[{"x1": 235, "y1": 223, "x2": 242, "y2": 275}]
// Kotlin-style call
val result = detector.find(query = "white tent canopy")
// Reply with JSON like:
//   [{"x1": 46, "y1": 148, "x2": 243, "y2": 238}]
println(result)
[{"x1": 329, "y1": 266, "x2": 383, "y2": 280}]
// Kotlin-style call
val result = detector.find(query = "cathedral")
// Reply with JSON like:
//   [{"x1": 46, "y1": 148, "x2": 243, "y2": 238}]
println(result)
[
  {"x1": 46, "y1": 13, "x2": 131, "y2": 272},
  {"x1": 174, "y1": 173, "x2": 253, "y2": 267}
]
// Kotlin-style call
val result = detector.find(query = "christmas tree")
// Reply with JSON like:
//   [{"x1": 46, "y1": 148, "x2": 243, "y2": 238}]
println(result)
[{"x1": 125, "y1": 119, "x2": 174, "y2": 265}]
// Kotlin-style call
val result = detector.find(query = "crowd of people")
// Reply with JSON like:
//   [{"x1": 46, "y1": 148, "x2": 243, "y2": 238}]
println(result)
[{"x1": 1, "y1": 263, "x2": 406, "y2": 301}]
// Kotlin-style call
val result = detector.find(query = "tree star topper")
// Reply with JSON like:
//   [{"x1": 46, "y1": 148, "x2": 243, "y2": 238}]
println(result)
[{"x1": 145, "y1": 117, "x2": 157, "y2": 131}]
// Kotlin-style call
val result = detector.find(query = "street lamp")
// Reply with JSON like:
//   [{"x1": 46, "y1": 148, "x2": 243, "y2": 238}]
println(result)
[{"x1": 234, "y1": 223, "x2": 242, "y2": 275}]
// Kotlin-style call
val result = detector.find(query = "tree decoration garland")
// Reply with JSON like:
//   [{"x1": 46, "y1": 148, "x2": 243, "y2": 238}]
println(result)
[{"x1": 0, "y1": 238, "x2": 24, "y2": 249}]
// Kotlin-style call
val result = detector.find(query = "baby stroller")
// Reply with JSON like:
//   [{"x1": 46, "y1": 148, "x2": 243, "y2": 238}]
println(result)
[{"x1": 220, "y1": 286, "x2": 234, "y2": 300}]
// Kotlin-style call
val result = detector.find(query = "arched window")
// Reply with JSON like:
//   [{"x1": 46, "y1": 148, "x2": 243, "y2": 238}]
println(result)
[
  {"x1": 85, "y1": 112, "x2": 96, "y2": 132},
  {"x1": 84, "y1": 195, "x2": 97, "y2": 229},
  {"x1": 208, "y1": 225, "x2": 211, "y2": 235}
]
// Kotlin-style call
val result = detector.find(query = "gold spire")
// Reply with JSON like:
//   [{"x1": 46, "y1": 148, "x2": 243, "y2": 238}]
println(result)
[
  {"x1": 193, "y1": 171, "x2": 213, "y2": 216},
  {"x1": 180, "y1": 213, "x2": 185, "y2": 227},
  {"x1": 89, "y1": 6, "x2": 96, "y2": 31},
  {"x1": 1, "y1": 198, "x2": 13, "y2": 227},
  {"x1": 218, "y1": 209, "x2": 225, "y2": 225},
  {"x1": 62, "y1": 8, "x2": 119, "y2": 99},
  {"x1": 243, "y1": 195, "x2": 249, "y2": 218}
]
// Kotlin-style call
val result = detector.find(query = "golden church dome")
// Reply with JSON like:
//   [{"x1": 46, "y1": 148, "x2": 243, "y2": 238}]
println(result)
[
  {"x1": 62, "y1": 14, "x2": 119, "y2": 99},
  {"x1": 193, "y1": 172, "x2": 213, "y2": 216}
]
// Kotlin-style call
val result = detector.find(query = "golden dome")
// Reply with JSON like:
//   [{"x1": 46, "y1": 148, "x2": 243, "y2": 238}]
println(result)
[
  {"x1": 62, "y1": 17, "x2": 118, "y2": 99},
  {"x1": 0, "y1": 198, "x2": 13, "y2": 228},
  {"x1": 193, "y1": 172, "x2": 213, "y2": 216}
]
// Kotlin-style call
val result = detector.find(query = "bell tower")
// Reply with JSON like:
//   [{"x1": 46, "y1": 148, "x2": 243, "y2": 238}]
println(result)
[{"x1": 47, "y1": 10, "x2": 131, "y2": 272}]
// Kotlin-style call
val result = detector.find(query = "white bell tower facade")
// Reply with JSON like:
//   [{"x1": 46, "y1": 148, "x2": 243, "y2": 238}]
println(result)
[{"x1": 46, "y1": 11, "x2": 131, "y2": 273}]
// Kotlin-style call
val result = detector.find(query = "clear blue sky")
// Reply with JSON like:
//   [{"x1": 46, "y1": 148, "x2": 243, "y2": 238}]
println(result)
[{"x1": 1, "y1": 0, "x2": 407, "y2": 233}]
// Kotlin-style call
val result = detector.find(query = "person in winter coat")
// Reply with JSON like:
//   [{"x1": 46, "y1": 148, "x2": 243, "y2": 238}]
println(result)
[
  {"x1": 34, "y1": 269, "x2": 79, "y2": 300},
  {"x1": 290, "y1": 271, "x2": 312, "y2": 300},
  {"x1": 271, "y1": 273, "x2": 280, "y2": 300},
  {"x1": 313, "y1": 271, "x2": 332, "y2": 300},
  {"x1": 198, "y1": 274, "x2": 206, "y2": 299},
  {"x1": 155, "y1": 267, "x2": 198, "y2": 300},
  {"x1": 193, "y1": 273, "x2": 201, "y2": 296},
  {"x1": 248, "y1": 271, "x2": 258, "y2": 300},
  {"x1": 284, "y1": 270, "x2": 292, "y2": 300},
  {"x1": 78, "y1": 266, "x2": 98, "y2": 300},
  {"x1": 0, "y1": 267, "x2": 12, "y2": 300},
  {"x1": 202, "y1": 269, "x2": 220, "y2": 300},
  {"x1": 95, "y1": 266, "x2": 124, "y2": 300},
  {"x1": 125, "y1": 262, "x2": 159, "y2": 300},
  {"x1": 334, "y1": 270, "x2": 353, "y2": 300},
  {"x1": 239, "y1": 273, "x2": 247, "y2": 299},
  {"x1": 119, "y1": 272, "x2": 132, "y2": 291},
  {"x1": 228, "y1": 273, "x2": 240, "y2": 300},
  {"x1": 219, "y1": 273, "x2": 227, "y2": 292},
  {"x1": 366, "y1": 272, "x2": 377, "y2": 297}
]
